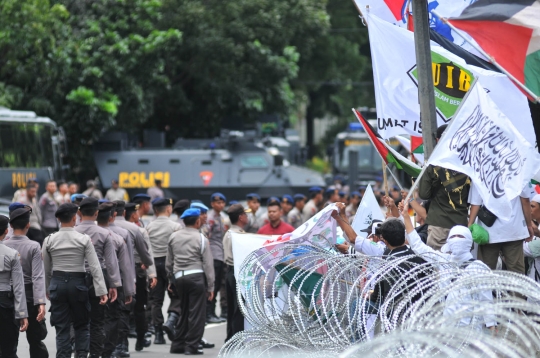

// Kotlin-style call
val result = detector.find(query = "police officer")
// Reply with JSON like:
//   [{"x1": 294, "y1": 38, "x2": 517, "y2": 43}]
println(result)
[
  {"x1": 281, "y1": 195, "x2": 294, "y2": 224},
  {"x1": 288, "y1": 194, "x2": 306, "y2": 229},
  {"x1": 173, "y1": 200, "x2": 190, "y2": 227},
  {"x1": 167, "y1": 209, "x2": 215, "y2": 355},
  {"x1": 222, "y1": 204, "x2": 250, "y2": 341},
  {"x1": 98, "y1": 202, "x2": 135, "y2": 358},
  {"x1": 124, "y1": 203, "x2": 157, "y2": 351},
  {"x1": 244, "y1": 193, "x2": 263, "y2": 233},
  {"x1": 132, "y1": 194, "x2": 152, "y2": 228},
  {"x1": 146, "y1": 198, "x2": 182, "y2": 344},
  {"x1": 75, "y1": 197, "x2": 121, "y2": 358},
  {"x1": 39, "y1": 180, "x2": 59, "y2": 237},
  {"x1": 0, "y1": 215, "x2": 29, "y2": 358},
  {"x1": 6, "y1": 207, "x2": 48, "y2": 358},
  {"x1": 206, "y1": 193, "x2": 229, "y2": 324},
  {"x1": 303, "y1": 187, "x2": 323, "y2": 221},
  {"x1": 43, "y1": 203, "x2": 108, "y2": 358}
]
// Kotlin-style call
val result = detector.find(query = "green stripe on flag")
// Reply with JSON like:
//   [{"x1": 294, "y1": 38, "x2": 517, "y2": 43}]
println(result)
[{"x1": 525, "y1": 50, "x2": 540, "y2": 98}]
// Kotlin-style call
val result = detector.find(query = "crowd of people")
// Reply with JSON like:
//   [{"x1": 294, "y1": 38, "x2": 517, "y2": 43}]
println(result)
[{"x1": 2, "y1": 138, "x2": 540, "y2": 358}]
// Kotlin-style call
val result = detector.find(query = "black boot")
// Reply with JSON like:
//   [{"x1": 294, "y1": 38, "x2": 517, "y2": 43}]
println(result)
[
  {"x1": 114, "y1": 342, "x2": 130, "y2": 358},
  {"x1": 163, "y1": 312, "x2": 179, "y2": 341},
  {"x1": 135, "y1": 337, "x2": 152, "y2": 351},
  {"x1": 154, "y1": 325, "x2": 166, "y2": 345},
  {"x1": 199, "y1": 337, "x2": 215, "y2": 349}
]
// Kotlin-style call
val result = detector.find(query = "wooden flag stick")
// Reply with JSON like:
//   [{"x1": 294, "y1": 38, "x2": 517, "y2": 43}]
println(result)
[{"x1": 382, "y1": 160, "x2": 389, "y2": 196}]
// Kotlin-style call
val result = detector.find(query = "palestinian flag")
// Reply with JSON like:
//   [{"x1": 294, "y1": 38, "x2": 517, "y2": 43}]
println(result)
[
  {"x1": 352, "y1": 109, "x2": 421, "y2": 177},
  {"x1": 448, "y1": 0, "x2": 540, "y2": 98}
]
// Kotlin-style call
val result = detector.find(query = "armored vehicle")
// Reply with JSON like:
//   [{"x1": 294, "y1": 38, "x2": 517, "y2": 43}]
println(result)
[
  {"x1": 93, "y1": 129, "x2": 325, "y2": 202},
  {"x1": 0, "y1": 108, "x2": 67, "y2": 199}
]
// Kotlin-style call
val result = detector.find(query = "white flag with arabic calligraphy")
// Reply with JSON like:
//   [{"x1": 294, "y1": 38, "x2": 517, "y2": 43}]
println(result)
[{"x1": 428, "y1": 81, "x2": 540, "y2": 218}]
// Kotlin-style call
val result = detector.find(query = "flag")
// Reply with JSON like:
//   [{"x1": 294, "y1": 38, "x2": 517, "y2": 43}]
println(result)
[
  {"x1": 351, "y1": 184, "x2": 386, "y2": 236},
  {"x1": 448, "y1": 0, "x2": 540, "y2": 98},
  {"x1": 353, "y1": 0, "x2": 486, "y2": 57},
  {"x1": 353, "y1": 109, "x2": 422, "y2": 178},
  {"x1": 395, "y1": 135, "x2": 424, "y2": 165},
  {"x1": 365, "y1": 12, "x2": 535, "y2": 144},
  {"x1": 427, "y1": 80, "x2": 540, "y2": 218}
]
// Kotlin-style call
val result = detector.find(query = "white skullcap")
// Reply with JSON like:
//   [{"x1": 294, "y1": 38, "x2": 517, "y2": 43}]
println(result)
[{"x1": 532, "y1": 194, "x2": 540, "y2": 204}]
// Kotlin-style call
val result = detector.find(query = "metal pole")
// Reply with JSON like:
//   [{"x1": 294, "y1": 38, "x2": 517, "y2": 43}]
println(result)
[
  {"x1": 348, "y1": 150, "x2": 359, "y2": 189},
  {"x1": 412, "y1": 0, "x2": 438, "y2": 159}
]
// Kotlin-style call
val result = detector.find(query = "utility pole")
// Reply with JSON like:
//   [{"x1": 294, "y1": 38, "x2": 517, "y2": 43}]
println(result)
[{"x1": 412, "y1": 0, "x2": 438, "y2": 160}]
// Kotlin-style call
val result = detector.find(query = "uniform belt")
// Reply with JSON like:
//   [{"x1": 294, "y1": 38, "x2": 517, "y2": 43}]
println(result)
[
  {"x1": 174, "y1": 269, "x2": 204, "y2": 279},
  {"x1": 52, "y1": 271, "x2": 86, "y2": 278},
  {"x1": 0, "y1": 291, "x2": 13, "y2": 297},
  {"x1": 24, "y1": 283, "x2": 33, "y2": 291}
]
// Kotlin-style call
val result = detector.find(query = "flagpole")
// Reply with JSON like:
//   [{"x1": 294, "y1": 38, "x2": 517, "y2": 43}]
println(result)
[
  {"x1": 383, "y1": 160, "x2": 389, "y2": 196},
  {"x1": 432, "y1": 10, "x2": 539, "y2": 103},
  {"x1": 386, "y1": 165, "x2": 404, "y2": 191},
  {"x1": 403, "y1": 78, "x2": 480, "y2": 205}
]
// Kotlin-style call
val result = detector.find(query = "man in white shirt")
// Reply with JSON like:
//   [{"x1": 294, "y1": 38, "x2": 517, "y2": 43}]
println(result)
[{"x1": 468, "y1": 183, "x2": 533, "y2": 273}]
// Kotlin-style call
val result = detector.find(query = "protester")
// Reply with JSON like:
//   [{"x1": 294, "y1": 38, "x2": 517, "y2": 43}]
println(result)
[
  {"x1": 257, "y1": 201, "x2": 294, "y2": 235},
  {"x1": 418, "y1": 125, "x2": 471, "y2": 251}
]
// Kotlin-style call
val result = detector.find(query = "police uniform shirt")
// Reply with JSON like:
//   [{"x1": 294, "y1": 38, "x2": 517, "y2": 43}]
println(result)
[
  {"x1": 114, "y1": 217, "x2": 154, "y2": 268},
  {"x1": 287, "y1": 207, "x2": 303, "y2": 229},
  {"x1": 5, "y1": 235, "x2": 46, "y2": 305},
  {"x1": 75, "y1": 221, "x2": 122, "y2": 288},
  {"x1": 207, "y1": 209, "x2": 230, "y2": 262},
  {"x1": 43, "y1": 228, "x2": 108, "y2": 297},
  {"x1": 146, "y1": 187, "x2": 164, "y2": 201},
  {"x1": 39, "y1": 192, "x2": 59, "y2": 229},
  {"x1": 345, "y1": 204, "x2": 357, "y2": 224},
  {"x1": 108, "y1": 230, "x2": 136, "y2": 297},
  {"x1": 245, "y1": 210, "x2": 264, "y2": 233},
  {"x1": 146, "y1": 217, "x2": 182, "y2": 258},
  {"x1": 222, "y1": 225, "x2": 245, "y2": 267},
  {"x1": 177, "y1": 218, "x2": 186, "y2": 229},
  {"x1": 138, "y1": 228, "x2": 157, "y2": 279},
  {"x1": 166, "y1": 227, "x2": 215, "y2": 291},
  {"x1": 105, "y1": 188, "x2": 128, "y2": 202},
  {"x1": 0, "y1": 240, "x2": 28, "y2": 318},
  {"x1": 302, "y1": 199, "x2": 318, "y2": 221},
  {"x1": 19, "y1": 197, "x2": 42, "y2": 230}
]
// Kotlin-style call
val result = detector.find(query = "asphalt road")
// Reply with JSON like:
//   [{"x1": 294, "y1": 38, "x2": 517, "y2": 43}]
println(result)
[{"x1": 16, "y1": 295, "x2": 227, "y2": 358}]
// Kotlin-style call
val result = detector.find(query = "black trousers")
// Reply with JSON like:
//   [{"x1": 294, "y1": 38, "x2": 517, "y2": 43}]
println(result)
[
  {"x1": 225, "y1": 266, "x2": 244, "y2": 341},
  {"x1": 25, "y1": 302, "x2": 48, "y2": 358},
  {"x1": 48, "y1": 274, "x2": 90, "y2": 358},
  {"x1": 27, "y1": 228, "x2": 44, "y2": 247},
  {"x1": 134, "y1": 265, "x2": 148, "y2": 340},
  {"x1": 149, "y1": 257, "x2": 167, "y2": 326},
  {"x1": 171, "y1": 274, "x2": 207, "y2": 353},
  {"x1": 206, "y1": 260, "x2": 224, "y2": 317},
  {"x1": 87, "y1": 279, "x2": 106, "y2": 356},
  {"x1": 0, "y1": 295, "x2": 20, "y2": 358},
  {"x1": 103, "y1": 287, "x2": 124, "y2": 355}
]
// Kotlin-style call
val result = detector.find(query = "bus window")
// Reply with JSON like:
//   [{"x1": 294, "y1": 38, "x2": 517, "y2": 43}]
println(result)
[
  {"x1": 0, "y1": 123, "x2": 55, "y2": 168},
  {"x1": 341, "y1": 144, "x2": 382, "y2": 171}
]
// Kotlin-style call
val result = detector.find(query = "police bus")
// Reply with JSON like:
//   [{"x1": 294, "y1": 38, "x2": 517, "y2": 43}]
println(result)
[{"x1": 0, "y1": 107, "x2": 67, "y2": 199}]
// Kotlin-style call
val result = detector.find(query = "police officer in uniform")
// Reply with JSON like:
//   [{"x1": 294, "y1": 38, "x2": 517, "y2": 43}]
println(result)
[
  {"x1": 75, "y1": 197, "x2": 121, "y2": 358},
  {"x1": 113, "y1": 201, "x2": 155, "y2": 351},
  {"x1": 146, "y1": 198, "x2": 182, "y2": 344},
  {"x1": 98, "y1": 202, "x2": 135, "y2": 358},
  {"x1": 125, "y1": 203, "x2": 157, "y2": 350},
  {"x1": 222, "y1": 204, "x2": 250, "y2": 341},
  {"x1": 0, "y1": 215, "x2": 29, "y2": 358},
  {"x1": 42, "y1": 203, "x2": 108, "y2": 358},
  {"x1": 167, "y1": 209, "x2": 215, "y2": 355},
  {"x1": 303, "y1": 187, "x2": 323, "y2": 221},
  {"x1": 6, "y1": 207, "x2": 48, "y2": 358},
  {"x1": 206, "y1": 193, "x2": 229, "y2": 324},
  {"x1": 280, "y1": 195, "x2": 294, "y2": 224},
  {"x1": 288, "y1": 194, "x2": 306, "y2": 229},
  {"x1": 173, "y1": 200, "x2": 190, "y2": 227},
  {"x1": 244, "y1": 193, "x2": 263, "y2": 233},
  {"x1": 132, "y1": 194, "x2": 152, "y2": 228}
]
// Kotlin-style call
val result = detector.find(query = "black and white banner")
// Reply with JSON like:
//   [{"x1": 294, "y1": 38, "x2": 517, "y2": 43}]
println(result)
[{"x1": 428, "y1": 80, "x2": 540, "y2": 218}]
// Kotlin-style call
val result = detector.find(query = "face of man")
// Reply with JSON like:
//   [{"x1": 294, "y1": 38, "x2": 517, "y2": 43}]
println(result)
[
  {"x1": 267, "y1": 205, "x2": 282, "y2": 225},
  {"x1": 46, "y1": 182, "x2": 57, "y2": 194},
  {"x1": 69, "y1": 184, "x2": 78, "y2": 194},
  {"x1": 296, "y1": 199, "x2": 306, "y2": 211},
  {"x1": 281, "y1": 202, "x2": 293, "y2": 215},
  {"x1": 27, "y1": 187, "x2": 37, "y2": 200},
  {"x1": 351, "y1": 195, "x2": 361, "y2": 206},
  {"x1": 129, "y1": 211, "x2": 140, "y2": 223},
  {"x1": 139, "y1": 201, "x2": 151, "y2": 215},
  {"x1": 247, "y1": 199, "x2": 260, "y2": 213},
  {"x1": 200, "y1": 212, "x2": 208, "y2": 225},
  {"x1": 531, "y1": 201, "x2": 540, "y2": 221},
  {"x1": 112, "y1": 181, "x2": 119, "y2": 189},
  {"x1": 211, "y1": 199, "x2": 225, "y2": 213},
  {"x1": 59, "y1": 183, "x2": 68, "y2": 194},
  {"x1": 330, "y1": 190, "x2": 339, "y2": 203},
  {"x1": 238, "y1": 212, "x2": 248, "y2": 227}
]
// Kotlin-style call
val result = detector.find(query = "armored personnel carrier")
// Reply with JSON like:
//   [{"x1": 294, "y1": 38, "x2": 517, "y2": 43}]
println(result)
[{"x1": 93, "y1": 129, "x2": 325, "y2": 202}]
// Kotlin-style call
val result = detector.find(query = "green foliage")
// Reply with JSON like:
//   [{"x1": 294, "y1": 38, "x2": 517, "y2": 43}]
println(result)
[
  {"x1": 0, "y1": 0, "x2": 372, "y2": 179},
  {"x1": 306, "y1": 156, "x2": 330, "y2": 174}
]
